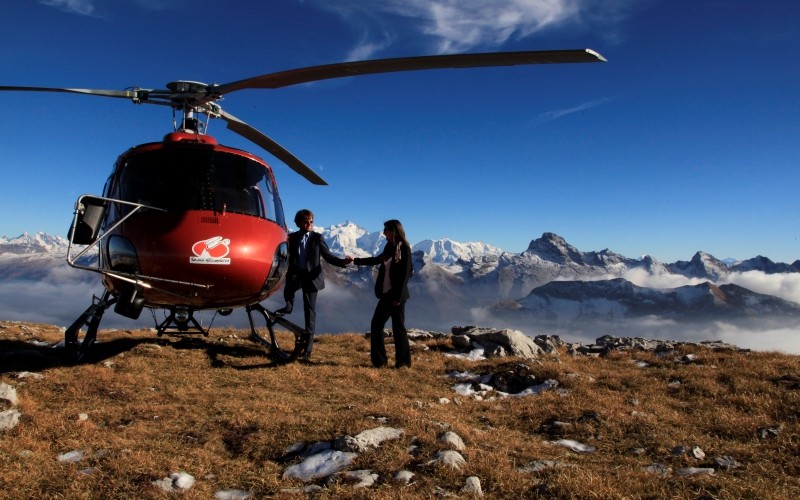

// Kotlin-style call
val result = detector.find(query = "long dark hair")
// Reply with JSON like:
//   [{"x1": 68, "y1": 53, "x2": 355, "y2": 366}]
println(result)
[{"x1": 384, "y1": 219, "x2": 409, "y2": 249}]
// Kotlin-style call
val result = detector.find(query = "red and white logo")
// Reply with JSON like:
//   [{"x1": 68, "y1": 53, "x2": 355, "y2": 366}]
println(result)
[{"x1": 190, "y1": 236, "x2": 231, "y2": 265}]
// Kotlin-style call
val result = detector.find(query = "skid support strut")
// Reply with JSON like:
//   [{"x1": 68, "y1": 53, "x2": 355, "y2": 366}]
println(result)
[
  {"x1": 64, "y1": 290, "x2": 116, "y2": 362},
  {"x1": 245, "y1": 303, "x2": 309, "y2": 363}
]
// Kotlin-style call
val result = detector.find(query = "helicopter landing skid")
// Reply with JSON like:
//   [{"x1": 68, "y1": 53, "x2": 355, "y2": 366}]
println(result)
[
  {"x1": 155, "y1": 310, "x2": 208, "y2": 337},
  {"x1": 245, "y1": 303, "x2": 309, "y2": 363},
  {"x1": 64, "y1": 290, "x2": 117, "y2": 363}
]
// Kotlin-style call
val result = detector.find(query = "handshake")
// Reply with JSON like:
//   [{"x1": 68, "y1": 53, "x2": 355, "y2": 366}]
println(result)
[{"x1": 343, "y1": 256, "x2": 355, "y2": 265}]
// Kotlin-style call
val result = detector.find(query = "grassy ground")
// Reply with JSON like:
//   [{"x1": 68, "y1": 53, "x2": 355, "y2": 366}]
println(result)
[{"x1": 1, "y1": 320, "x2": 799, "y2": 499}]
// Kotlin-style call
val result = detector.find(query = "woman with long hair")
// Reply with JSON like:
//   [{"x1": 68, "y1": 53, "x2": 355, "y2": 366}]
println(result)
[{"x1": 352, "y1": 219, "x2": 413, "y2": 368}]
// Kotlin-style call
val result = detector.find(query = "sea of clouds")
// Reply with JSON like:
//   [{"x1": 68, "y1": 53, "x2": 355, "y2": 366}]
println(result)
[{"x1": 2, "y1": 267, "x2": 800, "y2": 355}]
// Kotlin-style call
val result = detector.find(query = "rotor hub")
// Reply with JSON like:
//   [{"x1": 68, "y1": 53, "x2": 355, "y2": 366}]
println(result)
[{"x1": 166, "y1": 80, "x2": 209, "y2": 94}]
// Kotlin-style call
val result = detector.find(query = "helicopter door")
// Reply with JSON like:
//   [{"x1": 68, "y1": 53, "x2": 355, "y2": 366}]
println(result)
[{"x1": 68, "y1": 195, "x2": 108, "y2": 245}]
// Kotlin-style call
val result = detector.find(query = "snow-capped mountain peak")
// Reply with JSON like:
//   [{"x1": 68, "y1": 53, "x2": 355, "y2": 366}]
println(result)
[
  {"x1": 524, "y1": 232, "x2": 584, "y2": 264},
  {"x1": 412, "y1": 238, "x2": 503, "y2": 264},
  {"x1": 667, "y1": 251, "x2": 729, "y2": 281},
  {"x1": 314, "y1": 224, "x2": 503, "y2": 264},
  {"x1": 316, "y1": 221, "x2": 384, "y2": 258},
  {"x1": 0, "y1": 232, "x2": 69, "y2": 255}
]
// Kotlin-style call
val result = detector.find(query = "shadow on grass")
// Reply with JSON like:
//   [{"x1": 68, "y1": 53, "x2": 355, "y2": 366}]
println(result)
[
  {"x1": 0, "y1": 335, "x2": 293, "y2": 373},
  {"x1": 0, "y1": 337, "x2": 149, "y2": 373},
  {"x1": 186, "y1": 337, "x2": 285, "y2": 370}
]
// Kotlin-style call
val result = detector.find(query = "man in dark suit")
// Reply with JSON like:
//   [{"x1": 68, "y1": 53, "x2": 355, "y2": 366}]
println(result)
[{"x1": 277, "y1": 209, "x2": 352, "y2": 360}]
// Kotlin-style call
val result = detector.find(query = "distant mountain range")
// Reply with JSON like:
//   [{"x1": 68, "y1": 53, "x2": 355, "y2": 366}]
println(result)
[
  {"x1": 508, "y1": 279, "x2": 800, "y2": 327},
  {"x1": 2, "y1": 227, "x2": 800, "y2": 343},
  {"x1": 0, "y1": 232, "x2": 67, "y2": 255}
]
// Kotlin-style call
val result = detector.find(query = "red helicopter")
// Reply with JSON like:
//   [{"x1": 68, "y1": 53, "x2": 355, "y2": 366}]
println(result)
[{"x1": 0, "y1": 48, "x2": 605, "y2": 362}]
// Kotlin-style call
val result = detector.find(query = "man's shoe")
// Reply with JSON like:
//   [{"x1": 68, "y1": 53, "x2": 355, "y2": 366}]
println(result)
[{"x1": 274, "y1": 306, "x2": 292, "y2": 316}]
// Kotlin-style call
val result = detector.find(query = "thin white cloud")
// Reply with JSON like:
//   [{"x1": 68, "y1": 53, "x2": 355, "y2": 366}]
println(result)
[
  {"x1": 696, "y1": 322, "x2": 800, "y2": 355},
  {"x1": 39, "y1": 0, "x2": 179, "y2": 17},
  {"x1": 623, "y1": 268, "x2": 800, "y2": 306},
  {"x1": 623, "y1": 268, "x2": 707, "y2": 289},
  {"x1": 310, "y1": 0, "x2": 642, "y2": 59},
  {"x1": 39, "y1": 0, "x2": 95, "y2": 16},
  {"x1": 419, "y1": 0, "x2": 581, "y2": 53},
  {"x1": 345, "y1": 34, "x2": 395, "y2": 62},
  {"x1": 722, "y1": 270, "x2": 800, "y2": 305},
  {"x1": 532, "y1": 97, "x2": 614, "y2": 125}
]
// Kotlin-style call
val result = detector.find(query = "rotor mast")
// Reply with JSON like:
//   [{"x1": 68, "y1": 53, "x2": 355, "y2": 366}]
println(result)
[{"x1": 164, "y1": 80, "x2": 220, "y2": 135}]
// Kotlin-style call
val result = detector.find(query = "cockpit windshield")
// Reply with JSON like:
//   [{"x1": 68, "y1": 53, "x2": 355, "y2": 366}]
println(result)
[{"x1": 114, "y1": 147, "x2": 285, "y2": 226}]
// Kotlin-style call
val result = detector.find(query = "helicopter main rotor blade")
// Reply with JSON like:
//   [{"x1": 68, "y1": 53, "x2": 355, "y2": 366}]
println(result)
[
  {"x1": 214, "y1": 49, "x2": 605, "y2": 94},
  {"x1": 0, "y1": 85, "x2": 137, "y2": 99},
  {"x1": 2, "y1": 48, "x2": 604, "y2": 187},
  {"x1": 218, "y1": 110, "x2": 328, "y2": 186}
]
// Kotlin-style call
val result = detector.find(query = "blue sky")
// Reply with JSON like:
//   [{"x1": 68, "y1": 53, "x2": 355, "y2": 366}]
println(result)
[{"x1": 2, "y1": 0, "x2": 798, "y2": 264}]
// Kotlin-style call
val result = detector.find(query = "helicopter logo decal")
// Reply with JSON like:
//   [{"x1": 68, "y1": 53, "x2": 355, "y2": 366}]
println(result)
[{"x1": 190, "y1": 236, "x2": 231, "y2": 265}]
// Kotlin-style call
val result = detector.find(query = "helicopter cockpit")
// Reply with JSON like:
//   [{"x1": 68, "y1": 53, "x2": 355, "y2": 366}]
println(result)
[{"x1": 109, "y1": 147, "x2": 286, "y2": 226}]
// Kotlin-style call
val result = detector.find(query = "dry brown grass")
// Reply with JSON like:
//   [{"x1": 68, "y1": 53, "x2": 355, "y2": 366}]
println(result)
[{"x1": 1, "y1": 320, "x2": 799, "y2": 499}]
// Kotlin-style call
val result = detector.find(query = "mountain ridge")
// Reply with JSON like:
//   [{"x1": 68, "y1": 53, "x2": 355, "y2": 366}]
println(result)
[
  {"x1": 3, "y1": 228, "x2": 799, "y2": 275},
  {"x1": 2, "y1": 228, "x2": 800, "y2": 347}
]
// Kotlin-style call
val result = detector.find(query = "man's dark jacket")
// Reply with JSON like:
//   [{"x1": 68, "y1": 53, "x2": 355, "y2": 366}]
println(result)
[{"x1": 285, "y1": 230, "x2": 348, "y2": 291}]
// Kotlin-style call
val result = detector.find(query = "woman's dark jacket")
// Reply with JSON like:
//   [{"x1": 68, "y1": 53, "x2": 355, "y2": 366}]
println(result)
[{"x1": 354, "y1": 242, "x2": 412, "y2": 301}]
